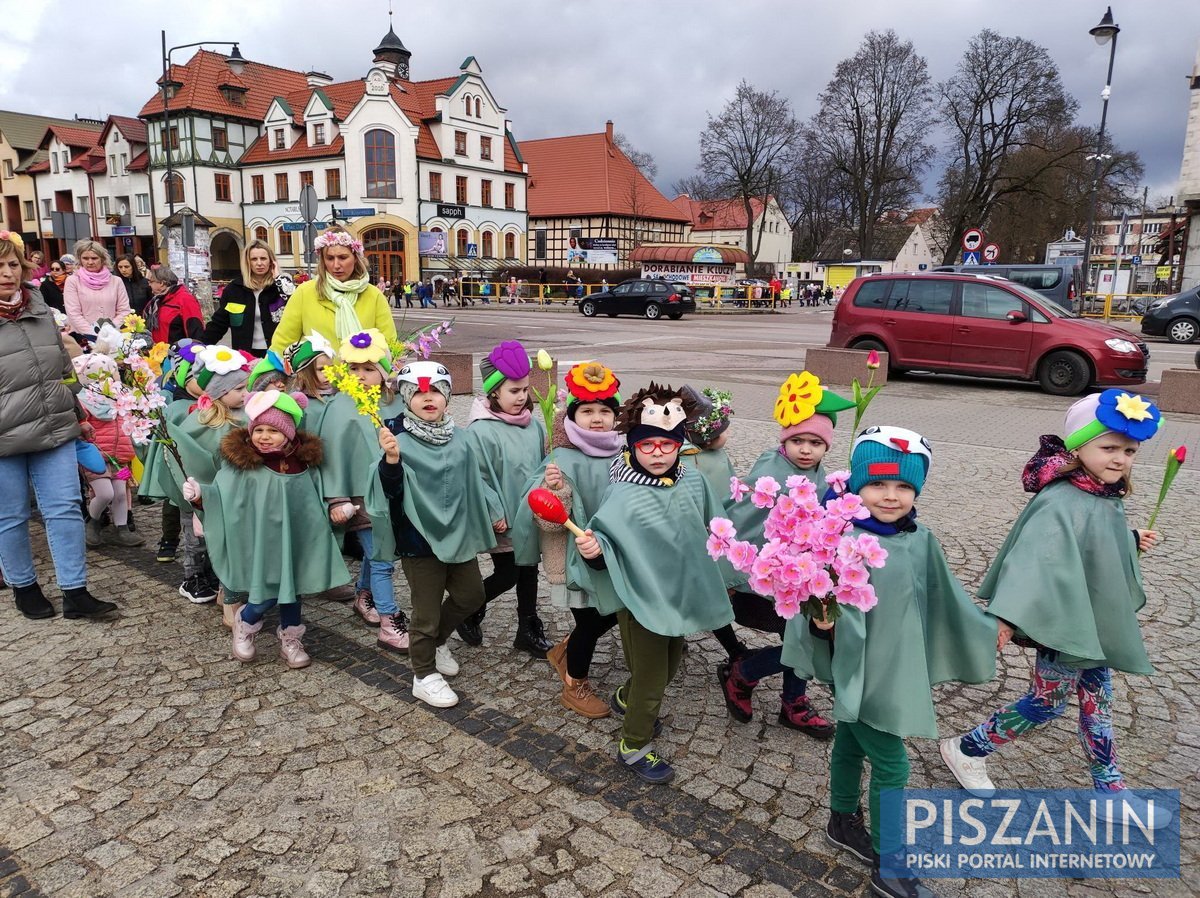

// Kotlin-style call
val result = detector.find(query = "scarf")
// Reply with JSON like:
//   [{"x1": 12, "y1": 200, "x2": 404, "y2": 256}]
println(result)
[
  {"x1": 77, "y1": 267, "x2": 112, "y2": 291},
  {"x1": 401, "y1": 409, "x2": 455, "y2": 446},
  {"x1": 853, "y1": 509, "x2": 918, "y2": 535},
  {"x1": 0, "y1": 289, "x2": 29, "y2": 320},
  {"x1": 564, "y1": 418, "x2": 625, "y2": 458},
  {"x1": 1022, "y1": 434, "x2": 1126, "y2": 498},
  {"x1": 322, "y1": 273, "x2": 371, "y2": 342},
  {"x1": 51, "y1": 272, "x2": 67, "y2": 288},
  {"x1": 467, "y1": 395, "x2": 532, "y2": 427},
  {"x1": 610, "y1": 452, "x2": 682, "y2": 487}
]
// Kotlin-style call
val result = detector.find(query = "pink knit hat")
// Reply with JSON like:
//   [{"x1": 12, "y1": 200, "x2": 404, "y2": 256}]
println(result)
[
  {"x1": 245, "y1": 390, "x2": 308, "y2": 443},
  {"x1": 780, "y1": 413, "x2": 835, "y2": 448}
]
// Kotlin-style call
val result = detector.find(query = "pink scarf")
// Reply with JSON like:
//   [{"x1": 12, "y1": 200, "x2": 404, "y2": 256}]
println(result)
[
  {"x1": 565, "y1": 418, "x2": 625, "y2": 458},
  {"x1": 468, "y1": 395, "x2": 532, "y2": 427},
  {"x1": 77, "y1": 267, "x2": 112, "y2": 291}
]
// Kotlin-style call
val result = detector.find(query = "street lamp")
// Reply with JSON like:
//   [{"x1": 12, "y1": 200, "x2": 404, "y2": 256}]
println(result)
[
  {"x1": 159, "y1": 31, "x2": 244, "y2": 219},
  {"x1": 1080, "y1": 7, "x2": 1121, "y2": 293}
]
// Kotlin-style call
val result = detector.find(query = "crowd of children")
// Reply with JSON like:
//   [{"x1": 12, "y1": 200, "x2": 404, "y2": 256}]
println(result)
[{"x1": 64, "y1": 305, "x2": 1170, "y2": 898}]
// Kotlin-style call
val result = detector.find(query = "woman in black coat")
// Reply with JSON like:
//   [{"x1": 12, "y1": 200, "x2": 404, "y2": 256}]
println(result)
[
  {"x1": 202, "y1": 240, "x2": 293, "y2": 357},
  {"x1": 116, "y1": 255, "x2": 152, "y2": 315},
  {"x1": 38, "y1": 259, "x2": 68, "y2": 312}
]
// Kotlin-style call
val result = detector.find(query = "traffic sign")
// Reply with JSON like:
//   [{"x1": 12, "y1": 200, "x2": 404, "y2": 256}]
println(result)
[
  {"x1": 282, "y1": 221, "x2": 326, "y2": 231},
  {"x1": 299, "y1": 184, "x2": 319, "y2": 222},
  {"x1": 1130, "y1": 255, "x2": 1142, "y2": 266},
  {"x1": 334, "y1": 207, "x2": 376, "y2": 218},
  {"x1": 963, "y1": 251, "x2": 981, "y2": 266},
  {"x1": 982, "y1": 243, "x2": 1000, "y2": 263},
  {"x1": 961, "y1": 228, "x2": 985, "y2": 252}
]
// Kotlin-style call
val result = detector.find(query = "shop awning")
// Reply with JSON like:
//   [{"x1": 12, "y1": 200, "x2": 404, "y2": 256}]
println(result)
[{"x1": 628, "y1": 244, "x2": 750, "y2": 264}]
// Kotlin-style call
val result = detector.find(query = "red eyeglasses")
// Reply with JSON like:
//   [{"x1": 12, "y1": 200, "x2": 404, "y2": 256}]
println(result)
[{"x1": 633, "y1": 438, "x2": 682, "y2": 455}]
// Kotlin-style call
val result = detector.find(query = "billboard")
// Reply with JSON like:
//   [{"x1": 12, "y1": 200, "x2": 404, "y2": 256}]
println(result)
[
  {"x1": 567, "y1": 237, "x2": 618, "y2": 264},
  {"x1": 640, "y1": 262, "x2": 735, "y2": 285},
  {"x1": 418, "y1": 231, "x2": 448, "y2": 257}
]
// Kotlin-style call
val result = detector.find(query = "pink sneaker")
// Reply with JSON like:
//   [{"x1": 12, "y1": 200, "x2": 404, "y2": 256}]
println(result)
[
  {"x1": 231, "y1": 614, "x2": 263, "y2": 662},
  {"x1": 377, "y1": 613, "x2": 410, "y2": 653},
  {"x1": 353, "y1": 589, "x2": 380, "y2": 625},
  {"x1": 277, "y1": 625, "x2": 311, "y2": 669}
]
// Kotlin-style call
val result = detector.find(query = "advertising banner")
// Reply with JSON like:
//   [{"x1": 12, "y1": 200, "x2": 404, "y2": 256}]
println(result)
[
  {"x1": 640, "y1": 262, "x2": 734, "y2": 285},
  {"x1": 567, "y1": 237, "x2": 619, "y2": 264},
  {"x1": 418, "y1": 231, "x2": 448, "y2": 256}
]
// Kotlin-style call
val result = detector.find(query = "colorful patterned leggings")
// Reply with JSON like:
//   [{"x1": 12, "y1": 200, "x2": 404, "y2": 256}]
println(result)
[{"x1": 959, "y1": 651, "x2": 1123, "y2": 791}]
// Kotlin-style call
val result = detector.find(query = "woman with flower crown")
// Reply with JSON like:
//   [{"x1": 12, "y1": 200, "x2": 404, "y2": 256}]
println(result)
[{"x1": 269, "y1": 225, "x2": 396, "y2": 355}]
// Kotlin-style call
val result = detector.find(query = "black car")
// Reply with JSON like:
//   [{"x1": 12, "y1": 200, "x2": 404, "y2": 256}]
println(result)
[
  {"x1": 578, "y1": 278, "x2": 696, "y2": 320},
  {"x1": 1140, "y1": 286, "x2": 1200, "y2": 343}
]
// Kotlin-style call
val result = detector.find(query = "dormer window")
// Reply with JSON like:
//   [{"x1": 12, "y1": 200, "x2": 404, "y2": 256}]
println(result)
[
  {"x1": 219, "y1": 85, "x2": 247, "y2": 106},
  {"x1": 313, "y1": 123, "x2": 325, "y2": 146},
  {"x1": 161, "y1": 78, "x2": 182, "y2": 100},
  {"x1": 274, "y1": 129, "x2": 285, "y2": 150}
]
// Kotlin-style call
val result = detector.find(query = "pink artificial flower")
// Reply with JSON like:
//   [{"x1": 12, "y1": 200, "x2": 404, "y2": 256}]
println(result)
[
  {"x1": 749, "y1": 574, "x2": 773, "y2": 595},
  {"x1": 808, "y1": 569, "x2": 834, "y2": 598},
  {"x1": 774, "y1": 588, "x2": 802, "y2": 620},
  {"x1": 839, "y1": 493, "x2": 869, "y2": 520},
  {"x1": 811, "y1": 545, "x2": 836, "y2": 567},
  {"x1": 825, "y1": 470, "x2": 851, "y2": 495},
  {"x1": 751, "y1": 475, "x2": 781, "y2": 509},
  {"x1": 774, "y1": 494, "x2": 797, "y2": 517},
  {"x1": 727, "y1": 539, "x2": 758, "y2": 573},
  {"x1": 709, "y1": 517, "x2": 735, "y2": 541},
  {"x1": 837, "y1": 583, "x2": 878, "y2": 613},
  {"x1": 788, "y1": 477, "x2": 818, "y2": 502},
  {"x1": 855, "y1": 533, "x2": 887, "y2": 568},
  {"x1": 730, "y1": 477, "x2": 750, "y2": 502},
  {"x1": 706, "y1": 534, "x2": 727, "y2": 560},
  {"x1": 836, "y1": 536, "x2": 860, "y2": 566},
  {"x1": 778, "y1": 556, "x2": 805, "y2": 585},
  {"x1": 836, "y1": 563, "x2": 870, "y2": 589}
]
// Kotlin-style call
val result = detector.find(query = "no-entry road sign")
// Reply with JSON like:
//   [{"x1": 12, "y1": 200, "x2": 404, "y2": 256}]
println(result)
[
  {"x1": 961, "y1": 228, "x2": 985, "y2": 252},
  {"x1": 982, "y1": 243, "x2": 1000, "y2": 263}
]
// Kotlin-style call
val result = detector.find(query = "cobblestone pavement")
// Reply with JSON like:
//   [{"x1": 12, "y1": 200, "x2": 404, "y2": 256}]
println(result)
[{"x1": 1, "y1": 343, "x2": 1197, "y2": 898}]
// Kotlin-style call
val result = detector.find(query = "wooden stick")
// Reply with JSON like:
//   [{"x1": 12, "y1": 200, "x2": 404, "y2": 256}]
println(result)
[{"x1": 563, "y1": 518, "x2": 587, "y2": 539}]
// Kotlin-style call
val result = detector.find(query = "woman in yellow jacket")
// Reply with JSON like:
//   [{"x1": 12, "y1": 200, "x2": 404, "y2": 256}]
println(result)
[{"x1": 269, "y1": 226, "x2": 396, "y2": 354}]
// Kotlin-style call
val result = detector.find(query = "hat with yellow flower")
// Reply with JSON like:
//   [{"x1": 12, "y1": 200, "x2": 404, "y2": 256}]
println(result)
[
  {"x1": 774, "y1": 371, "x2": 855, "y2": 447},
  {"x1": 564, "y1": 361, "x2": 621, "y2": 418},
  {"x1": 338, "y1": 329, "x2": 392, "y2": 380},
  {"x1": 1063, "y1": 389, "x2": 1162, "y2": 451},
  {"x1": 195, "y1": 345, "x2": 250, "y2": 399}
]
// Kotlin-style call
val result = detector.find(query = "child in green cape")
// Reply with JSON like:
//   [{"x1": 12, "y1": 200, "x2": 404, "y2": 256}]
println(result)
[
  {"x1": 679, "y1": 385, "x2": 736, "y2": 499},
  {"x1": 781, "y1": 426, "x2": 997, "y2": 898},
  {"x1": 716, "y1": 371, "x2": 854, "y2": 738},
  {"x1": 941, "y1": 389, "x2": 1169, "y2": 828},
  {"x1": 574, "y1": 383, "x2": 734, "y2": 785},
  {"x1": 459, "y1": 339, "x2": 552, "y2": 657},
  {"x1": 373, "y1": 361, "x2": 498, "y2": 709}
]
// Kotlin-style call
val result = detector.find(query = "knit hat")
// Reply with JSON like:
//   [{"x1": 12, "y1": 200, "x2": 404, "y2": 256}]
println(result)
[
  {"x1": 248, "y1": 350, "x2": 287, "y2": 391},
  {"x1": 195, "y1": 345, "x2": 249, "y2": 399},
  {"x1": 564, "y1": 361, "x2": 620, "y2": 418},
  {"x1": 245, "y1": 389, "x2": 308, "y2": 443},
  {"x1": 774, "y1": 371, "x2": 856, "y2": 447},
  {"x1": 682, "y1": 386, "x2": 733, "y2": 447},
  {"x1": 849, "y1": 426, "x2": 933, "y2": 496},
  {"x1": 395, "y1": 360, "x2": 452, "y2": 405},
  {"x1": 59, "y1": 254, "x2": 77, "y2": 267},
  {"x1": 1063, "y1": 389, "x2": 1162, "y2": 452},
  {"x1": 170, "y1": 339, "x2": 205, "y2": 388},
  {"x1": 480, "y1": 340, "x2": 531, "y2": 394},
  {"x1": 283, "y1": 333, "x2": 335, "y2": 376},
  {"x1": 338, "y1": 329, "x2": 392, "y2": 380}
]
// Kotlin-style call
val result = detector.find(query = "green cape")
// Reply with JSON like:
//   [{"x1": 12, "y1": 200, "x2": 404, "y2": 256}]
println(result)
[
  {"x1": 201, "y1": 465, "x2": 350, "y2": 603},
  {"x1": 979, "y1": 479, "x2": 1151, "y2": 674},
  {"x1": 173, "y1": 408, "x2": 245, "y2": 486},
  {"x1": 464, "y1": 415, "x2": 546, "y2": 564},
  {"x1": 365, "y1": 427, "x2": 497, "y2": 564},
  {"x1": 781, "y1": 523, "x2": 998, "y2": 738},
  {"x1": 136, "y1": 398, "x2": 193, "y2": 506},
  {"x1": 310, "y1": 392, "x2": 382, "y2": 499},
  {"x1": 576, "y1": 465, "x2": 734, "y2": 637},
  {"x1": 687, "y1": 446, "x2": 737, "y2": 506}
]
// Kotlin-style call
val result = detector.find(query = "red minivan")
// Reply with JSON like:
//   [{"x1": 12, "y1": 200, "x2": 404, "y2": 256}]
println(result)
[{"x1": 829, "y1": 273, "x2": 1149, "y2": 396}]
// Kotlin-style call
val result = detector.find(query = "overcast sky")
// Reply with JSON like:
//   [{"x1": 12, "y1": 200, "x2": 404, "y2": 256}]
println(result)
[{"x1": 3, "y1": 0, "x2": 1197, "y2": 212}]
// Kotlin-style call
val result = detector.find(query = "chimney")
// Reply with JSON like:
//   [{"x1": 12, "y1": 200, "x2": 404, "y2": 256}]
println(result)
[
  {"x1": 605, "y1": 120, "x2": 613, "y2": 142},
  {"x1": 306, "y1": 71, "x2": 333, "y2": 88}
]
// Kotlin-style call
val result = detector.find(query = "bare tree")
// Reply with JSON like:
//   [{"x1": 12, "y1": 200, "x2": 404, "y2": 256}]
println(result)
[
  {"x1": 611, "y1": 132, "x2": 661, "y2": 249},
  {"x1": 778, "y1": 133, "x2": 852, "y2": 261},
  {"x1": 693, "y1": 80, "x2": 799, "y2": 265},
  {"x1": 933, "y1": 30, "x2": 1079, "y2": 263},
  {"x1": 613, "y1": 132, "x2": 658, "y2": 180},
  {"x1": 808, "y1": 30, "x2": 934, "y2": 259}
]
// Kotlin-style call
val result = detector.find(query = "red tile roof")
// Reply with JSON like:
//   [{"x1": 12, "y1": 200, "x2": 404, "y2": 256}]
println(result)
[
  {"x1": 138, "y1": 50, "x2": 311, "y2": 121},
  {"x1": 102, "y1": 115, "x2": 148, "y2": 146},
  {"x1": 69, "y1": 147, "x2": 107, "y2": 174},
  {"x1": 903, "y1": 207, "x2": 938, "y2": 226},
  {"x1": 672, "y1": 195, "x2": 771, "y2": 231},
  {"x1": 127, "y1": 149, "x2": 149, "y2": 172},
  {"x1": 520, "y1": 131, "x2": 685, "y2": 220},
  {"x1": 240, "y1": 133, "x2": 345, "y2": 165},
  {"x1": 39, "y1": 122, "x2": 105, "y2": 151}
]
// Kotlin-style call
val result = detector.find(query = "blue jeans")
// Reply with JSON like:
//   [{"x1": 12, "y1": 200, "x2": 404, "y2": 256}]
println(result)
[
  {"x1": 355, "y1": 528, "x2": 397, "y2": 615},
  {"x1": 737, "y1": 646, "x2": 807, "y2": 701},
  {"x1": 240, "y1": 598, "x2": 302, "y2": 628},
  {"x1": 0, "y1": 440, "x2": 88, "y2": 590}
]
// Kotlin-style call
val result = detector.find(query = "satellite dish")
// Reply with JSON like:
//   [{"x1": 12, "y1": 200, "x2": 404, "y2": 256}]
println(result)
[{"x1": 119, "y1": 203, "x2": 128, "y2": 215}]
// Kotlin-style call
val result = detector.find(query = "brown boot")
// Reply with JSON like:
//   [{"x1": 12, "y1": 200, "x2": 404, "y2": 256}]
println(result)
[
  {"x1": 561, "y1": 675, "x2": 611, "y2": 719},
  {"x1": 222, "y1": 601, "x2": 245, "y2": 630},
  {"x1": 546, "y1": 635, "x2": 569, "y2": 685}
]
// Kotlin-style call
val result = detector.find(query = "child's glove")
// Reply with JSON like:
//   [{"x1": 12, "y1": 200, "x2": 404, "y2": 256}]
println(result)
[
  {"x1": 182, "y1": 477, "x2": 202, "y2": 503},
  {"x1": 330, "y1": 502, "x2": 358, "y2": 525}
]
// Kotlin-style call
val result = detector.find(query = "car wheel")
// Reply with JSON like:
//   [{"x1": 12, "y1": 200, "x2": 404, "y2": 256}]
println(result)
[
  {"x1": 1037, "y1": 350, "x2": 1091, "y2": 396},
  {"x1": 667, "y1": 312, "x2": 683, "y2": 320},
  {"x1": 1166, "y1": 316, "x2": 1199, "y2": 343},
  {"x1": 580, "y1": 300, "x2": 597, "y2": 317},
  {"x1": 644, "y1": 302, "x2": 662, "y2": 320}
]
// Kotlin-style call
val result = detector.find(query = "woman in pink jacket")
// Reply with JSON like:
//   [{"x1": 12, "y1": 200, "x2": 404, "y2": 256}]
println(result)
[{"x1": 63, "y1": 240, "x2": 131, "y2": 340}]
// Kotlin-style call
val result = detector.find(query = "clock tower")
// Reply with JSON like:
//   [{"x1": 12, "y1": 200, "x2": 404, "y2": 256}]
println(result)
[{"x1": 372, "y1": 22, "x2": 412, "y2": 82}]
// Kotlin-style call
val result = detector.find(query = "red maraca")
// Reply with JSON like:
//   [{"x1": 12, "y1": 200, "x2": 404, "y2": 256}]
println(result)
[{"x1": 528, "y1": 488, "x2": 587, "y2": 538}]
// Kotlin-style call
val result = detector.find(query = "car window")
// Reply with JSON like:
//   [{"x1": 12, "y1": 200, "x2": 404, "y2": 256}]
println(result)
[
  {"x1": 1006, "y1": 269, "x2": 1062, "y2": 290},
  {"x1": 851, "y1": 280, "x2": 890, "y2": 309},
  {"x1": 960, "y1": 283, "x2": 1025, "y2": 320},
  {"x1": 1003, "y1": 282, "x2": 1077, "y2": 318},
  {"x1": 630, "y1": 282, "x2": 650, "y2": 295},
  {"x1": 653, "y1": 282, "x2": 669, "y2": 294},
  {"x1": 888, "y1": 279, "x2": 954, "y2": 314},
  {"x1": 612, "y1": 283, "x2": 631, "y2": 295}
]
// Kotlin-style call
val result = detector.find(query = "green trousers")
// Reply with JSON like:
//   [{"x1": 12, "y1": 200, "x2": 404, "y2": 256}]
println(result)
[
  {"x1": 830, "y1": 719, "x2": 910, "y2": 854},
  {"x1": 616, "y1": 611, "x2": 684, "y2": 749},
  {"x1": 401, "y1": 556, "x2": 485, "y2": 678}
]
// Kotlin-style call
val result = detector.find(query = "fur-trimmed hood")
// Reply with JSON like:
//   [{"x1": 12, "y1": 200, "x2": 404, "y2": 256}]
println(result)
[{"x1": 220, "y1": 428, "x2": 324, "y2": 470}]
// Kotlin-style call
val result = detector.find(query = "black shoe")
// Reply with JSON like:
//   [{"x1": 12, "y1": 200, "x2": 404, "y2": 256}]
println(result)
[
  {"x1": 62, "y1": 587, "x2": 117, "y2": 620},
  {"x1": 513, "y1": 614, "x2": 553, "y2": 658},
  {"x1": 156, "y1": 539, "x2": 178, "y2": 563},
  {"x1": 456, "y1": 609, "x2": 485, "y2": 647},
  {"x1": 13, "y1": 582, "x2": 56, "y2": 620},
  {"x1": 178, "y1": 574, "x2": 217, "y2": 604},
  {"x1": 871, "y1": 860, "x2": 938, "y2": 898},
  {"x1": 826, "y1": 808, "x2": 877, "y2": 867},
  {"x1": 608, "y1": 685, "x2": 663, "y2": 737}
]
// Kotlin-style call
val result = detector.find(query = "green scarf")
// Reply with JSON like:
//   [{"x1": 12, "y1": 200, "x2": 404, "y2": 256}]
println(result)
[{"x1": 323, "y1": 273, "x2": 371, "y2": 342}]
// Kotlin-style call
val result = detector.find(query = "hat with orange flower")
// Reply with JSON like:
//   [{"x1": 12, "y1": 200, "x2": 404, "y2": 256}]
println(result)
[{"x1": 564, "y1": 361, "x2": 621, "y2": 418}]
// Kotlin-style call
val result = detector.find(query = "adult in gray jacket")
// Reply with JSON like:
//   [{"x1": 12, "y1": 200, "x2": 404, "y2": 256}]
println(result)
[{"x1": 0, "y1": 232, "x2": 116, "y2": 620}]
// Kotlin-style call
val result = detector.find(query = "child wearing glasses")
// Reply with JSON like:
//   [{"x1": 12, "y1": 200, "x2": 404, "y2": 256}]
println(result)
[{"x1": 574, "y1": 383, "x2": 733, "y2": 784}]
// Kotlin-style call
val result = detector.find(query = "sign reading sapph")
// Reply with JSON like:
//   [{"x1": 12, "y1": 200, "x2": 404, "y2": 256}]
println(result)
[
  {"x1": 880, "y1": 789, "x2": 1179, "y2": 880},
  {"x1": 640, "y1": 262, "x2": 735, "y2": 285},
  {"x1": 437, "y1": 204, "x2": 466, "y2": 220}
]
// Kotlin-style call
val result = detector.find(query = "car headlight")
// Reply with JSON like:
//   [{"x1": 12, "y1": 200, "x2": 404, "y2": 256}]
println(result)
[
  {"x1": 1148, "y1": 299, "x2": 1167, "y2": 311},
  {"x1": 1105, "y1": 338, "x2": 1139, "y2": 353}
]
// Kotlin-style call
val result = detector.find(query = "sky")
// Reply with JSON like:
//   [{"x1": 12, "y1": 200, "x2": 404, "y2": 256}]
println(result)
[{"x1": 3, "y1": 0, "x2": 1198, "y2": 213}]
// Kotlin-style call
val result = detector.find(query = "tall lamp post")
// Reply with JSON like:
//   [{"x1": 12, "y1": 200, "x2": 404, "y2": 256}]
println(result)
[{"x1": 1080, "y1": 7, "x2": 1120, "y2": 293}]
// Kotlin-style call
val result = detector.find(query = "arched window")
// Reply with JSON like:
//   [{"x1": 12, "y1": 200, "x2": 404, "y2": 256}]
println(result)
[
  {"x1": 254, "y1": 226, "x2": 268, "y2": 243},
  {"x1": 504, "y1": 232, "x2": 515, "y2": 259},
  {"x1": 456, "y1": 229, "x2": 469, "y2": 256},
  {"x1": 474, "y1": 97, "x2": 482, "y2": 117},
  {"x1": 165, "y1": 172, "x2": 185, "y2": 205},
  {"x1": 364, "y1": 129, "x2": 396, "y2": 198},
  {"x1": 463, "y1": 95, "x2": 471, "y2": 116},
  {"x1": 277, "y1": 227, "x2": 293, "y2": 255},
  {"x1": 482, "y1": 231, "x2": 493, "y2": 259}
]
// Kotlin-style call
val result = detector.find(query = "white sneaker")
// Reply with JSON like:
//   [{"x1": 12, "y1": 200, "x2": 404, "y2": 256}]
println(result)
[
  {"x1": 435, "y1": 644, "x2": 459, "y2": 677},
  {"x1": 413, "y1": 672, "x2": 459, "y2": 708},
  {"x1": 940, "y1": 738, "x2": 995, "y2": 797}
]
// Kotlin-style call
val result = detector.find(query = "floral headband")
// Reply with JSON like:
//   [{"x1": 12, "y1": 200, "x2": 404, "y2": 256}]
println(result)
[
  {"x1": 0, "y1": 230, "x2": 25, "y2": 251},
  {"x1": 313, "y1": 230, "x2": 364, "y2": 256}
]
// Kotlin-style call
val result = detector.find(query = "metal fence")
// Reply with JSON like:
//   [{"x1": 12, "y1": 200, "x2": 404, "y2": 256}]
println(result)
[{"x1": 1077, "y1": 292, "x2": 1165, "y2": 321}]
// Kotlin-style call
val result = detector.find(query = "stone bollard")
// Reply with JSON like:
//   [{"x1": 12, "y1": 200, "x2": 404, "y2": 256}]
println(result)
[
  {"x1": 802, "y1": 347, "x2": 889, "y2": 386},
  {"x1": 1156, "y1": 368, "x2": 1200, "y2": 414},
  {"x1": 427, "y1": 352, "x2": 475, "y2": 396}
]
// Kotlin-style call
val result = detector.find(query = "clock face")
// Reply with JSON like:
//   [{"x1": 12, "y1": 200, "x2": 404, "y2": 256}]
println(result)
[{"x1": 398, "y1": 61, "x2": 409, "y2": 80}]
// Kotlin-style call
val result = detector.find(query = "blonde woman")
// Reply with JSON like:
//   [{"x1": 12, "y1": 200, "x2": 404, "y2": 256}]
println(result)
[
  {"x1": 63, "y1": 239, "x2": 130, "y2": 339},
  {"x1": 203, "y1": 239, "x2": 294, "y2": 357},
  {"x1": 269, "y1": 225, "x2": 395, "y2": 354}
]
